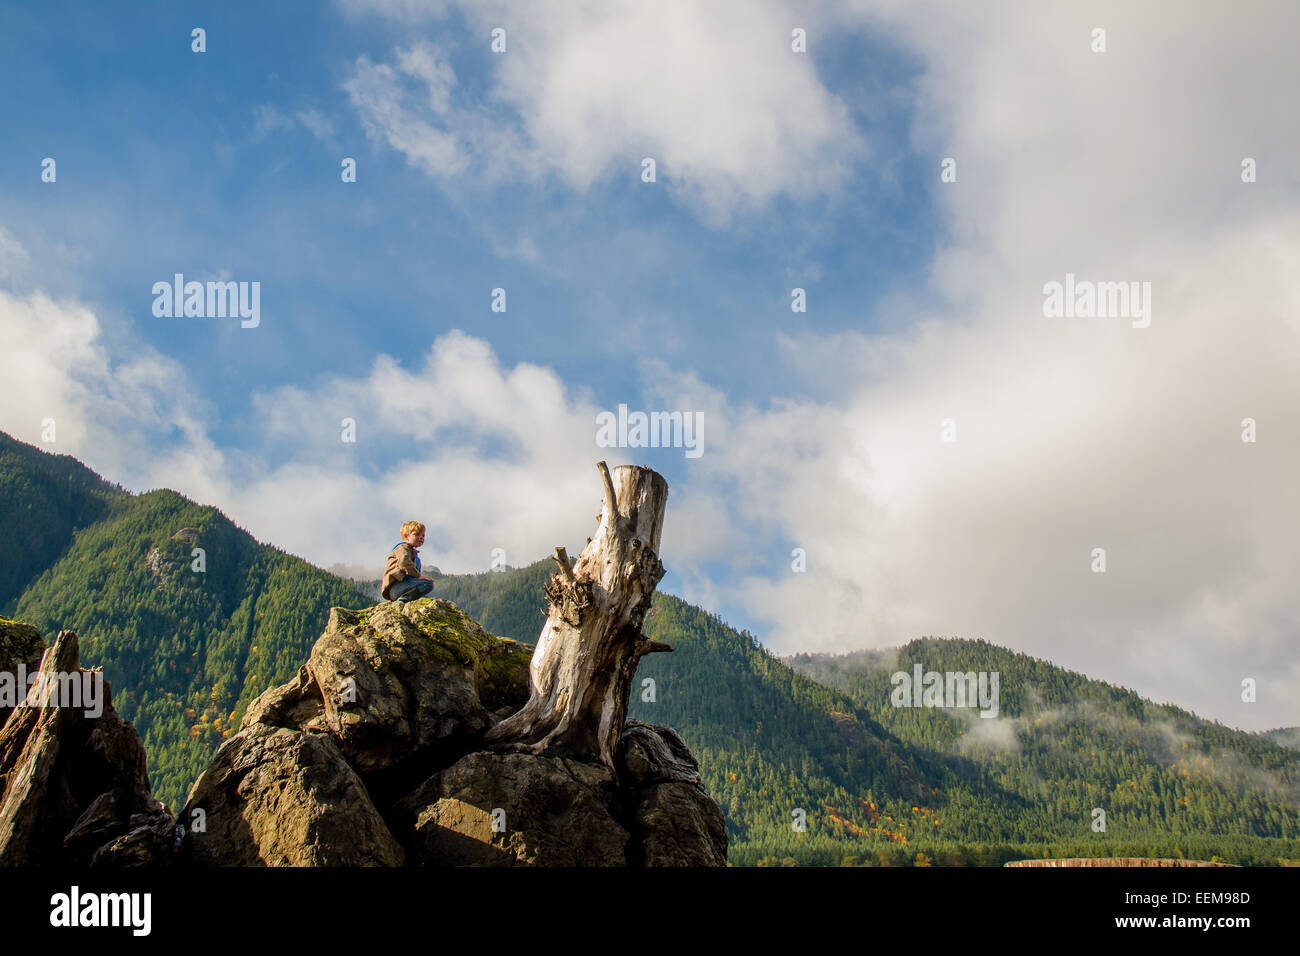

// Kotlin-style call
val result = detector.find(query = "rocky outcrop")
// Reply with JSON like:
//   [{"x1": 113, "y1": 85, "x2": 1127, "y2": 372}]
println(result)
[
  {"x1": 180, "y1": 724, "x2": 403, "y2": 867},
  {"x1": 392, "y1": 722, "x2": 727, "y2": 867},
  {"x1": 226, "y1": 601, "x2": 531, "y2": 804},
  {"x1": 619, "y1": 723, "x2": 728, "y2": 867},
  {"x1": 0, "y1": 618, "x2": 44, "y2": 729},
  {"x1": 0, "y1": 630, "x2": 175, "y2": 866},
  {"x1": 184, "y1": 597, "x2": 728, "y2": 866},
  {"x1": 395, "y1": 751, "x2": 629, "y2": 866}
]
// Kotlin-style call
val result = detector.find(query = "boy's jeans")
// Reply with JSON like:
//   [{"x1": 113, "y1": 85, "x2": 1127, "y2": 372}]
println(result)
[{"x1": 389, "y1": 576, "x2": 433, "y2": 601}]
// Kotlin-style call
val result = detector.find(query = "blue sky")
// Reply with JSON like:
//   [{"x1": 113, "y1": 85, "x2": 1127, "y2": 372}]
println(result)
[
  {"x1": 0, "y1": 0, "x2": 936, "y2": 444},
  {"x1": 2, "y1": 0, "x2": 1298, "y2": 731},
  {"x1": 0, "y1": 0, "x2": 940, "y2": 616}
]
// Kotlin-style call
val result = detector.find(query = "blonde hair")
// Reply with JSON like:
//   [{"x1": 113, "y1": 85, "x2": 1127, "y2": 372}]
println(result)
[{"x1": 400, "y1": 520, "x2": 425, "y2": 538}]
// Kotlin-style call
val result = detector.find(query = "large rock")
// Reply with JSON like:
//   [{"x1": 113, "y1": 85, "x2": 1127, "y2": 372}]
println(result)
[
  {"x1": 0, "y1": 618, "x2": 44, "y2": 729},
  {"x1": 184, "y1": 597, "x2": 726, "y2": 867},
  {"x1": 182, "y1": 723, "x2": 403, "y2": 867},
  {"x1": 393, "y1": 722, "x2": 728, "y2": 867},
  {"x1": 619, "y1": 723, "x2": 729, "y2": 866},
  {"x1": 630, "y1": 781, "x2": 729, "y2": 867},
  {"x1": 243, "y1": 601, "x2": 532, "y2": 776},
  {"x1": 241, "y1": 662, "x2": 328, "y2": 733},
  {"x1": 185, "y1": 597, "x2": 533, "y2": 865},
  {"x1": 396, "y1": 750, "x2": 629, "y2": 866},
  {"x1": 1, "y1": 599, "x2": 728, "y2": 867},
  {"x1": 0, "y1": 629, "x2": 175, "y2": 866}
]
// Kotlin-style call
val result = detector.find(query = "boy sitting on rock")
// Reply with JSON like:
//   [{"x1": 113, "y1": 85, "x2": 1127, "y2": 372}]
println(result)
[{"x1": 382, "y1": 520, "x2": 436, "y2": 602}]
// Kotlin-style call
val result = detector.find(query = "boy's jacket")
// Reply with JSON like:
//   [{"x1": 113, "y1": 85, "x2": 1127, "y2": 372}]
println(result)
[{"x1": 381, "y1": 542, "x2": 421, "y2": 600}]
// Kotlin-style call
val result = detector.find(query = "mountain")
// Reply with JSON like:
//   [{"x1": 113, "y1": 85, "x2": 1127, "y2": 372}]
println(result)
[
  {"x1": 0, "y1": 433, "x2": 122, "y2": 608},
  {"x1": 0, "y1": 432, "x2": 369, "y2": 810},
  {"x1": 2, "y1": 430, "x2": 1298, "y2": 865},
  {"x1": 785, "y1": 641, "x2": 1300, "y2": 863},
  {"x1": 403, "y1": 579, "x2": 1300, "y2": 865}
]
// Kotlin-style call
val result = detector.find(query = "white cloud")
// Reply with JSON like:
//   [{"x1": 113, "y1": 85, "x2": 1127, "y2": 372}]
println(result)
[
  {"x1": 240, "y1": 329, "x2": 621, "y2": 571},
  {"x1": 343, "y1": 47, "x2": 479, "y2": 179},
  {"x1": 647, "y1": 0, "x2": 1300, "y2": 731},
  {"x1": 253, "y1": 104, "x2": 339, "y2": 144},
  {"x1": 0, "y1": 286, "x2": 220, "y2": 490},
  {"x1": 0, "y1": 288, "x2": 628, "y2": 582},
  {"x1": 341, "y1": 0, "x2": 864, "y2": 223},
  {"x1": 295, "y1": 108, "x2": 338, "y2": 143}
]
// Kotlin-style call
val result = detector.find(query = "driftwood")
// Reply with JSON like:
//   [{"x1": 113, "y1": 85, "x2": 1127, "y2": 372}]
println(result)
[{"x1": 486, "y1": 462, "x2": 670, "y2": 769}]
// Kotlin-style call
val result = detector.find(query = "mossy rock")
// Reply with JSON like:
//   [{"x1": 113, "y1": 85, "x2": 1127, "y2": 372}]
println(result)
[
  {"x1": 268, "y1": 598, "x2": 535, "y2": 776},
  {"x1": 330, "y1": 599, "x2": 531, "y2": 713},
  {"x1": 0, "y1": 616, "x2": 45, "y2": 727},
  {"x1": 0, "y1": 617, "x2": 44, "y2": 672}
]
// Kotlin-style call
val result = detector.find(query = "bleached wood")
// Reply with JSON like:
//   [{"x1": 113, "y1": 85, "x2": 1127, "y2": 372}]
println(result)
[{"x1": 486, "y1": 462, "x2": 670, "y2": 769}]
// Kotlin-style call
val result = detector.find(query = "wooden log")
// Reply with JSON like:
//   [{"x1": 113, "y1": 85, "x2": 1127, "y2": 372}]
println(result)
[{"x1": 486, "y1": 462, "x2": 670, "y2": 770}]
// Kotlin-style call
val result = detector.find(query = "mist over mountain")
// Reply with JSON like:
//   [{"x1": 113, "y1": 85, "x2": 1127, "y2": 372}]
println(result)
[{"x1": 1264, "y1": 728, "x2": 1300, "y2": 752}]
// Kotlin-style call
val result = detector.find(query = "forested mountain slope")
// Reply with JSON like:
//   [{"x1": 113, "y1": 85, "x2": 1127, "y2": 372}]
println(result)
[
  {"x1": 786, "y1": 641, "x2": 1300, "y2": 864},
  {"x1": 2, "y1": 433, "x2": 368, "y2": 808},
  {"x1": 3, "y1": 431, "x2": 1297, "y2": 864}
]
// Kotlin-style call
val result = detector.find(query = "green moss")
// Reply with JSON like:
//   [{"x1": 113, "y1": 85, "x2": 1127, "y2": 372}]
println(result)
[
  {"x1": 407, "y1": 600, "x2": 494, "y2": 667},
  {"x1": 332, "y1": 598, "x2": 532, "y2": 709},
  {"x1": 329, "y1": 607, "x2": 363, "y2": 630},
  {"x1": 480, "y1": 641, "x2": 531, "y2": 682},
  {"x1": 403, "y1": 601, "x2": 533, "y2": 710}
]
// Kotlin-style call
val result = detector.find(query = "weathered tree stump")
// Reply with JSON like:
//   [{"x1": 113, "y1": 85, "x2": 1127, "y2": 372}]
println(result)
[{"x1": 485, "y1": 462, "x2": 670, "y2": 770}]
